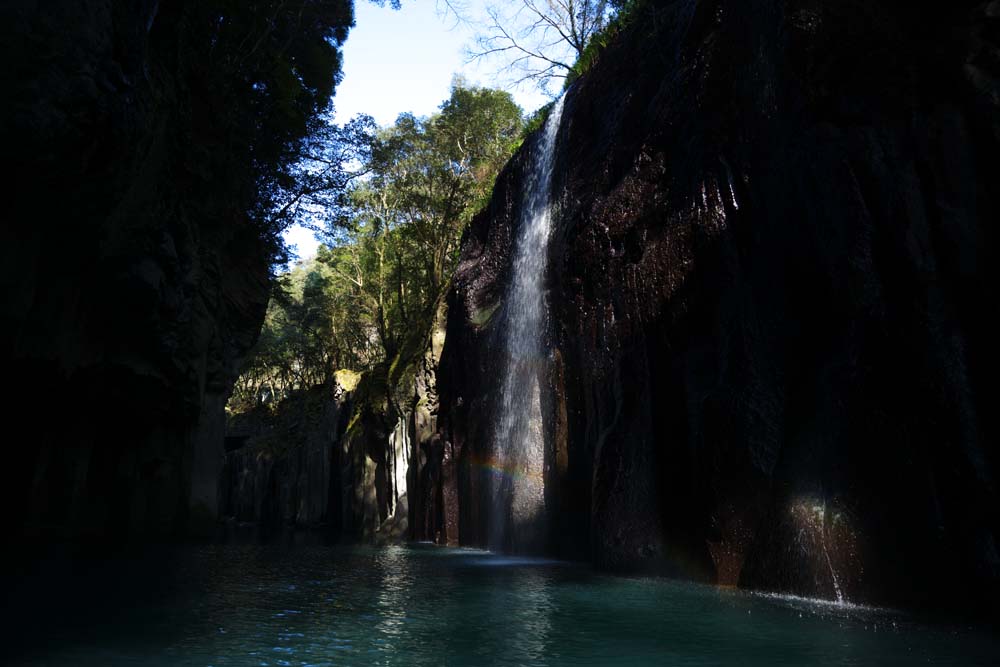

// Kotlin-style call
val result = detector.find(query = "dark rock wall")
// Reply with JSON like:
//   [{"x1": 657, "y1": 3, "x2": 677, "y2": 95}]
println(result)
[
  {"x1": 437, "y1": 0, "x2": 1000, "y2": 612},
  {"x1": 337, "y1": 303, "x2": 447, "y2": 544},
  {"x1": 219, "y1": 303, "x2": 448, "y2": 545},
  {"x1": 1, "y1": 2, "x2": 271, "y2": 538},
  {"x1": 220, "y1": 384, "x2": 349, "y2": 534}
]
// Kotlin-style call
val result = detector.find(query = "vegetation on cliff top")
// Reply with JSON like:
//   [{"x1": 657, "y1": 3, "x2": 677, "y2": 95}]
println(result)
[
  {"x1": 230, "y1": 82, "x2": 524, "y2": 410},
  {"x1": 227, "y1": 0, "x2": 652, "y2": 410},
  {"x1": 170, "y1": 0, "x2": 361, "y2": 263},
  {"x1": 458, "y1": 0, "x2": 625, "y2": 92}
]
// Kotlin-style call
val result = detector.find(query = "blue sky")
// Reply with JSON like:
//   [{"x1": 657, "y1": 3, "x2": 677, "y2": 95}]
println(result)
[{"x1": 283, "y1": 0, "x2": 550, "y2": 262}]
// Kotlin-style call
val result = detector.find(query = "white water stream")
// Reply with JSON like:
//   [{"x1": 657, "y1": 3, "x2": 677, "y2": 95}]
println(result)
[{"x1": 489, "y1": 96, "x2": 565, "y2": 551}]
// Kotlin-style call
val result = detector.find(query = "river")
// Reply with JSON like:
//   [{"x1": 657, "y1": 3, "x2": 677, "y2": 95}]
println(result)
[{"x1": 5, "y1": 542, "x2": 998, "y2": 665}]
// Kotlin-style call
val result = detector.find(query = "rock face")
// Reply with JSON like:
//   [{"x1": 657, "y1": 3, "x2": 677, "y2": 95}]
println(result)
[
  {"x1": 338, "y1": 303, "x2": 448, "y2": 544},
  {"x1": 436, "y1": 0, "x2": 1000, "y2": 612},
  {"x1": 220, "y1": 384, "x2": 350, "y2": 534},
  {"x1": 219, "y1": 305, "x2": 448, "y2": 544},
  {"x1": 0, "y1": 2, "x2": 272, "y2": 538}
]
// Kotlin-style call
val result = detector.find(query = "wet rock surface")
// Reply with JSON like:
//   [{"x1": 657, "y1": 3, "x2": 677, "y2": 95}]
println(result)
[{"x1": 438, "y1": 0, "x2": 1000, "y2": 612}]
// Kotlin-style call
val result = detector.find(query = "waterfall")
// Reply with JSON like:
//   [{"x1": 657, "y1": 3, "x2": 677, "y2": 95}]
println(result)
[
  {"x1": 821, "y1": 536, "x2": 846, "y2": 605},
  {"x1": 792, "y1": 496, "x2": 848, "y2": 604},
  {"x1": 488, "y1": 96, "x2": 565, "y2": 552},
  {"x1": 819, "y1": 501, "x2": 846, "y2": 605}
]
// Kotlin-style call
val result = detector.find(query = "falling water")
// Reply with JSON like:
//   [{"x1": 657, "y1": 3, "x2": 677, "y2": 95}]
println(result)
[
  {"x1": 818, "y1": 501, "x2": 846, "y2": 605},
  {"x1": 793, "y1": 496, "x2": 847, "y2": 605},
  {"x1": 489, "y1": 96, "x2": 565, "y2": 552}
]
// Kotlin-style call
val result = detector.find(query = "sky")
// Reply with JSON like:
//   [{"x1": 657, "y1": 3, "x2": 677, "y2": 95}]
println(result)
[{"x1": 282, "y1": 0, "x2": 551, "y2": 263}]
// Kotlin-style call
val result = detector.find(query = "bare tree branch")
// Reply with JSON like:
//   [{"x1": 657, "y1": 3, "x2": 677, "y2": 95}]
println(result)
[{"x1": 464, "y1": 0, "x2": 614, "y2": 94}]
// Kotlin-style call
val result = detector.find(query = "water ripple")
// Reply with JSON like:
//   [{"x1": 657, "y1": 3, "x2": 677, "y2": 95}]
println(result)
[{"x1": 7, "y1": 544, "x2": 999, "y2": 666}]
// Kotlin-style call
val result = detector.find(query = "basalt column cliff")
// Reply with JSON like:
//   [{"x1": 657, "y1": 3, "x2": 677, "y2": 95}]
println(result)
[
  {"x1": 0, "y1": 0, "x2": 352, "y2": 539},
  {"x1": 435, "y1": 0, "x2": 1000, "y2": 612}
]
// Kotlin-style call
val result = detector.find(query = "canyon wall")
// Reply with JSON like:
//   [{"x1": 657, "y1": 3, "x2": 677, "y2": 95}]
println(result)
[
  {"x1": 0, "y1": 1, "x2": 342, "y2": 538},
  {"x1": 219, "y1": 304, "x2": 447, "y2": 544},
  {"x1": 436, "y1": 0, "x2": 1000, "y2": 612},
  {"x1": 220, "y1": 382, "x2": 350, "y2": 535}
]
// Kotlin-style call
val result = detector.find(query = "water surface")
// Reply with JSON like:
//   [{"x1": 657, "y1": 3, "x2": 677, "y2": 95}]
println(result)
[{"x1": 6, "y1": 543, "x2": 998, "y2": 666}]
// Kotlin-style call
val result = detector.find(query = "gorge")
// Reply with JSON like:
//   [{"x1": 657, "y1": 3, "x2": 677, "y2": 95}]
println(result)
[{"x1": 3, "y1": 0, "x2": 1000, "y2": 663}]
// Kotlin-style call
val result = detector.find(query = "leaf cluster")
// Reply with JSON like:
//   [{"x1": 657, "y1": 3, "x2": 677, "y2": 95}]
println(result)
[
  {"x1": 173, "y1": 1, "x2": 426, "y2": 269},
  {"x1": 563, "y1": 0, "x2": 647, "y2": 88}
]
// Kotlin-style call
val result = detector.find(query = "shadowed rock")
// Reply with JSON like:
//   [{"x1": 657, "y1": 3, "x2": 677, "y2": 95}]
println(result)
[{"x1": 435, "y1": 0, "x2": 1000, "y2": 613}]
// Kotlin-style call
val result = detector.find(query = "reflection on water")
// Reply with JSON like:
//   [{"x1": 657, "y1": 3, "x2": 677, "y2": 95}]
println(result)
[
  {"x1": 371, "y1": 545, "x2": 410, "y2": 658},
  {"x1": 484, "y1": 559, "x2": 553, "y2": 664},
  {"x1": 4, "y1": 543, "x2": 999, "y2": 666}
]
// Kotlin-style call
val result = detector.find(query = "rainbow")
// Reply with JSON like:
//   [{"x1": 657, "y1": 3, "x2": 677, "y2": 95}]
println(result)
[{"x1": 468, "y1": 455, "x2": 545, "y2": 485}]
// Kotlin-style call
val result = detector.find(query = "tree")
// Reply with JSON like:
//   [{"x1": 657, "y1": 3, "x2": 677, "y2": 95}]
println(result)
[
  {"x1": 462, "y1": 0, "x2": 621, "y2": 92},
  {"x1": 231, "y1": 83, "x2": 525, "y2": 408},
  {"x1": 267, "y1": 114, "x2": 378, "y2": 238},
  {"x1": 182, "y1": 0, "x2": 357, "y2": 258},
  {"x1": 364, "y1": 83, "x2": 524, "y2": 288},
  {"x1": 189, "y1": 1, "x2": 402, "y2": 263},
  {"x1": 331, "y1": 82, "x2": 523, "y2": 357}
]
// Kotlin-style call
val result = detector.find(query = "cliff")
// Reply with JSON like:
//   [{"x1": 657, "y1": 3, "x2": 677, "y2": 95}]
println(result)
[
  {"x1": 436, "y1": 0, "x2": 1000, "y2": 612},
  {"x1": 219, "y1": 303, "x2": 448, "y2": 544},
  {"x1": 0, "y1": 1, "x2": 350, "y2": 538},
  {"x1": 220, "y1": 381, "x2": 350, "y2": 535}
]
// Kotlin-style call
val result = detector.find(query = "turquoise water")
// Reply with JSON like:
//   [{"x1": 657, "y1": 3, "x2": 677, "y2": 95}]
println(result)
[{"x1": 7, "y1": 543, "x2": 999, "y2": 665}]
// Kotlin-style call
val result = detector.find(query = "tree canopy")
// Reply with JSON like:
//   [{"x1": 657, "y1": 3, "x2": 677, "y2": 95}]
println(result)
[
  {"x1": 173, "y1": 1, "x2": 358, "y2": 258},
  {"x1": 231, "y1": 83, "x2": 524, "y2": 409},
  {"x1": 455, "y1": 0, "x2": 631, "y2": 92}
]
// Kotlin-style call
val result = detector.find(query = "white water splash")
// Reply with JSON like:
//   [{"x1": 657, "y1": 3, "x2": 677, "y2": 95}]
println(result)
[
  {"x1": 822, "y1": 531, "x2": 846, "y2": 605},
  {"x1": 791, "y1": 496, "x2": 848, "y2": 605},
  {"x1": 489, "y1": 96, "x2": 566, "y2": 551}
]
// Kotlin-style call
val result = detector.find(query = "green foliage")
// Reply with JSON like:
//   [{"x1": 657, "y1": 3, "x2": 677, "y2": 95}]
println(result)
[
  {"x1": 564, "y1": 0, "x2": 646, "y2": 88},
  {"x1": 229, "y1": 256, "x2": 369, "y2": 410},
  {"x1": 317, "y1": 82, "x2": 523, "y2": 363},
  {"x1": 176, "y1": 0, "x2": 358, "y2": 261},
  {"x1": 361, "y1": 83, "x2": 524, "y2": 287},
  {"x1": 231, "y1": 83, "x2": 524, "y2": 410},
  {"x1": 518, "y1": 100, "x2": 556, "y2": 148}
]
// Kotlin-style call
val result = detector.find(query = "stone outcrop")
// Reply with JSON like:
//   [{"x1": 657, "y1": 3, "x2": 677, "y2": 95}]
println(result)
[
  {"x1": 336, "y1": 302, "x2": 448, "y2": 543},
  {"x1": 219, "y1": 304, "x2": 448, "y2": 544},
  {"x1": 219, "y1": 382, "x2": 351, "y2": 534},
  {"x1": 436, "y1": 0, "x2": 1000, "y2": 613}
]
